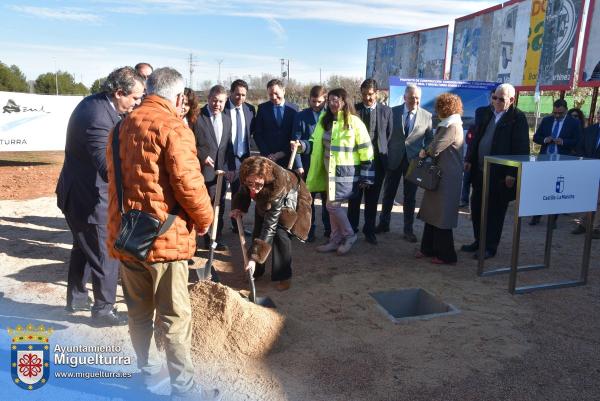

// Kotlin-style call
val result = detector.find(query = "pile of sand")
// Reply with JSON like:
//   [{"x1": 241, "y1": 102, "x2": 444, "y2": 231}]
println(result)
[{"x1": 158, "y1": 281, "x2": 284, "y2": 364}]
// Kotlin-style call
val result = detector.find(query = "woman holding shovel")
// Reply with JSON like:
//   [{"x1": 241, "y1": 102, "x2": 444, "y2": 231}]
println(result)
[{"x1": 230, "y1": 156, "x2": 312, "y2": 291}]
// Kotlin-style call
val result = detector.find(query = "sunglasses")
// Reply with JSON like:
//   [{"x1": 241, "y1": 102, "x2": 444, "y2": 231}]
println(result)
[{"x1": 491, "y1": 95, "x2": 506, "y2": 103}]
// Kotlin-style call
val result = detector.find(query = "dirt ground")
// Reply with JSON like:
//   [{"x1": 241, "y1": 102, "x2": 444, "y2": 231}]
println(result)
[{"x1": 0, "y1": 152, "x2": 599, "y2": 401}]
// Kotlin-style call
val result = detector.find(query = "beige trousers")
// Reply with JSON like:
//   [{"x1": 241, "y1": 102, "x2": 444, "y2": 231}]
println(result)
[{"x1": 120, "y1": 259, "x2": 194, "y2": 394}]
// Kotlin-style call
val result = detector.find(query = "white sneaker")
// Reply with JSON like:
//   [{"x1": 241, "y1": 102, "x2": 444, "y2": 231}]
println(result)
[
  {"x1": 316, "y1": 241, "x2": 339, "y2": 252},
  {"x1": 337, "y1": 234, "x2": 357, "y2": 255},
  {"x1": 171, "y1": 383, "x2": 222, "y2": 401}
]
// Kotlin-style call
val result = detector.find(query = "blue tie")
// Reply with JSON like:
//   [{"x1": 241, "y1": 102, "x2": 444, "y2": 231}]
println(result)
[
  {"x1": 276, "y1": 105, "x2": 283, "y2": 126},
  {"x1": 548, "y1": 119, "x2": 560, "y2": 154},
  {"x1": 235, "y1": 108, "x2": 244, "y2": 157}
]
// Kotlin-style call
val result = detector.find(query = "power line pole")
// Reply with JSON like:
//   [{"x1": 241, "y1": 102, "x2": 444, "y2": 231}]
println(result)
[
  {"x1": 53, "y1": 58, "x2": 59, "y2": 96},
  {"x1": 280, "y1": 58, "x2": 289, "y2": 84},
  {"x1": 216, "y1": 59, "x2": 224, "y2": 84},
  {"x1": 189, "y1": 53, "x2": 194, "y2": 89}
]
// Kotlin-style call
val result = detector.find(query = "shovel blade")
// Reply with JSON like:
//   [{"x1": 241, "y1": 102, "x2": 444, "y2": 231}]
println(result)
[{"x1": 254, "y1": 296, "x2": 276, "y2": 308}]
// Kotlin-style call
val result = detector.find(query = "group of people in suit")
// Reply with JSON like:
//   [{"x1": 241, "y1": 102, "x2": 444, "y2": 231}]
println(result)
[{"x1": 52, "y1": 60, "x2": 600, "y2": 400}]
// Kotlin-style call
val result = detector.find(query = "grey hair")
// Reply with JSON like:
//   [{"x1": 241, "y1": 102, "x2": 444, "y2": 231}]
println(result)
[
  {"x1": 208, "y1": 84, "x2": 227, "y2": 99},
  {"x1": 146, "y1": 67, "x2": 185, "y2": 101},
  {"x1": 404, "y1": 83, "x2": 422, "y2": 96},
  {"x1": 101, "y1": 66, "x2": 145, "y2": 96},
  {"x1": 496, "y1": 83, "x2": 516, "y2": 98}
]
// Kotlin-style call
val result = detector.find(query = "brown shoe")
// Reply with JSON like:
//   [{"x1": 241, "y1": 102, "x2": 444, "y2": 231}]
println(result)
[{"x1": 276, "y1": 279, "x2": 291, "y2": 291}]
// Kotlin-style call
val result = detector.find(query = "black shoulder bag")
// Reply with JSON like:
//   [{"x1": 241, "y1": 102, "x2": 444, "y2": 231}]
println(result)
[
  {"x1": 406, "y1": 156, "x2": 442, "y2": 191},
  {"x1": 112, "y1": 121, "x2": 179, "y2": 261}
]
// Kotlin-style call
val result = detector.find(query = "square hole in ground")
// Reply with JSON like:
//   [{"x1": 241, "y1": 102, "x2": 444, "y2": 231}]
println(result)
[{"x1": 370, "y1": 288, "x2": 460, "y2": 323}]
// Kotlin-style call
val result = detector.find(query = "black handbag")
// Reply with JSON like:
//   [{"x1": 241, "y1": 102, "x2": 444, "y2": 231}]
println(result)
[
  {"x1": 406, "y1": 157, "x2": 442, "y2": 191},
  {"x1": 111, "y1": 121, "x2": 179, "y2": 261}
]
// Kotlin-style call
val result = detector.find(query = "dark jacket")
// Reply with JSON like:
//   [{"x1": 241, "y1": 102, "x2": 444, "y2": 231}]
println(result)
[
  {"x1": 193, "y1": 105, "x2": 236, "y2": 183},
  {"x1": 223, "y1": 101, "x2": 256, "y2": 160},
  {"x1": 355, "y1": 102, "x2": 392, "y2": 165},
  {"x1": 468, "y1": 105, "x2": 530, "y2": 199},
  {"x1": 577, "y1": 123, "x2": 600, "y2": 159},
  {"x1": 55, "y1": 92, "x2": 119, "y2": 226},
  {"x1": 232, "y1": 156, "x2": 312, "y2": 264},
  {"x1": 292, "y1": 107, "x2": 322, "y2": 170},
  {"x1": 253, "y1": 100, "x2": 299, "y2": 167},
  {"x1": 533, "y1": 115, "x2": 582, "y2": 155}
]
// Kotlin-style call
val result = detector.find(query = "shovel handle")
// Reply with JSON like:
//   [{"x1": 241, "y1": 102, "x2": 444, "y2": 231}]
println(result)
[
  {"x1": 287, "y1": 141, "x2": 299, "y2": 170},
  {"x1": 236, "y1": 215, "x2": 257, "y2": 303},
  {"x1": 235, "y1": 215, "x2": 249, "y2": 266},
  {"x1": 210, "y1": 170, "x2": 225, "y2": 242}
]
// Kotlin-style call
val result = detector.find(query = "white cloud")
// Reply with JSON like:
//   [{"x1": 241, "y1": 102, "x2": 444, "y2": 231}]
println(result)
[
  {"x1": 8, "y1": 5, "x2": 101, "y2": 23},
  {"x1": 264, "y1": 17, "x2": 287, "y2": 43},
  {"x1": 101, "y1": 0, "x2": 497, "y2": 30}
]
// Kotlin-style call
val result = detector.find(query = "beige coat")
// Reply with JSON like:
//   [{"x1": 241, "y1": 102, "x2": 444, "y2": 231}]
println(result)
[{"x1": 417, "y1": 123, "x2": 464, "y2": 229}]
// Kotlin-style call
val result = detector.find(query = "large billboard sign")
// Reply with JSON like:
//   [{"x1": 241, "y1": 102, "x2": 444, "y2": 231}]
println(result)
[
  {"x1": 579, "y1": 0, "x2": 600, "y2": 86},
  {"x1": 450, "y1": 0, "x2": 531, "y2": 86},
  {"x1": 534, "y1": 0, "x2": 585, "y2": 89},
  {"x1": 389, "y1": 77, "x2": 498, "y2": 129},
  {"x1": 0, "y1": 91, "x2": 82, "y2": 151},
  {"x1": 450, "y1": 0, "x2": 584, "y2": 90},
  {"x1": 366, "y1": 25, "x2": 448, "y2": 90}
]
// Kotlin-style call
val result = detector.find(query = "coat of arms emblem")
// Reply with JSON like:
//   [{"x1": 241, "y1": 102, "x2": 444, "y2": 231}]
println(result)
[{"x1": 9, "y1": 324, "x2": 53, "y2": 390}]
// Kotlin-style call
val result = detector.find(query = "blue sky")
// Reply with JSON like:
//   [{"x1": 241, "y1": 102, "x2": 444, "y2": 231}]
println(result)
[{"x1": 0, "y1": 0, "x2": 496, "y2": 88}]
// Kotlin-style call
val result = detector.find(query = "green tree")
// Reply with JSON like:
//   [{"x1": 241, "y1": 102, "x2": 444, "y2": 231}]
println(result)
[
  {"x1": 0, "y1": 61, "x2": 29, "y2": 92},
  {"x1": 90, "y1": 77, "x2": 106, "y2": 94},
  {"x1": 34, "y1": 71, "x2": 89, "y2": 95}
]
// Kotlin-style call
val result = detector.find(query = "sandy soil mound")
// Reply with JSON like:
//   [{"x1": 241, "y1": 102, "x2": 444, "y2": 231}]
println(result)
[{"x1": 159, "y1": 281, "x2": 284, "y2": 363}]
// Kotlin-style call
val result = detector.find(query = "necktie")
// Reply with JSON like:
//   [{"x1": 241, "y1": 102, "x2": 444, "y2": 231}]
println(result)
[
  {"x1": 364, "y1": 108, "x2": 371, "y2": 131},
  {"x1": 213, "y1": 116, "x2": 221, "y2": 145},
  {"x1": 404, "y1": 112, "x2": 411, "y2": 137},
  {"x1": 549, "y1": 119, "x2": 560, "y2": 154},
  {"x1": 276, "y1": 105, "x2": 283, "y2": 126},
  {"x1": 235, "y1": 108, "x2": 244, "y2": 157}
]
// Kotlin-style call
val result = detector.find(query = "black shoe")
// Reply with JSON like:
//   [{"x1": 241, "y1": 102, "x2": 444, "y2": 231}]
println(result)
[
  {"x1": 403, "y1": 232, "x2": 417, "y2": 243},
  {"x1": 214, "y1": 241, "x2": 228, "y2": 251},
  {"x1": 92, "y1": 309, "x2": 128, "y2": 327},
  {"x1": 460, "y1": 242, "x2": 479, "y2": 252},
  {"x1": 529, "y1": 216, "x2": 541, "y2": 226},
  {"x1": 374, "y1": 223, "x2": 389, "y2": 234},
  {"x1": 307, "y1": 227, "x2": 316, "y2": 243},
  {"x1": 364, "y1": 232, "x2": 378, "y2": 245},
  {"x1": 571, "y1": 225, "x2": 586, "y2": 235},
  {"x1": 65, "y1": 297, "x2": 92, "y2": 312},
  {"x1": 473, "y1": 249, "x2": 496, "y2": 260}
]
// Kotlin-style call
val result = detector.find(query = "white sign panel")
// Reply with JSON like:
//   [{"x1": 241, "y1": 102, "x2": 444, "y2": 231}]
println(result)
[
  {"x1": 0, "y1": 91, "x2": 83, "y2": 151},
  {"x1": 518, "y1": 159, "x2": 600, "y2": 216}
]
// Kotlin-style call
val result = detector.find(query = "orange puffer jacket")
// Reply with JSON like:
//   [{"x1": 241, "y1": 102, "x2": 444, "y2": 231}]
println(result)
[{"x1": 106, "y1": 94, "x2": 213, "y2": 262}]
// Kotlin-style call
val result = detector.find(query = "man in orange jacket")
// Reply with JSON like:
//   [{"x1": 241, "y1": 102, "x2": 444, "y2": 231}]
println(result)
[{"x1": 106, "y1": 67, "x2": 220, "y2": 401}]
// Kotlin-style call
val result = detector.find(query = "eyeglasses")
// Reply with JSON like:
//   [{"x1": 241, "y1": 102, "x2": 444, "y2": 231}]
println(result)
[
  {"x1": 491, "y1": 95, "x2": 506, "y2": 103},
  {"x1": 245, "y1": 180, "x2": 264, "y2": 190}
]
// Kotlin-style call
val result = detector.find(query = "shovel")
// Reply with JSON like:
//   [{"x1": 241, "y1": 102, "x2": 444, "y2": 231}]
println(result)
[
  {"x1": 287, "y1": 141, "x2": 299, "y2": 170},
  {"x1": 189, "y1": 170, "x2": 225, "y2": 283},
  {"x1": 235, "y1": 215, "x2": 276, "y2": 308}
]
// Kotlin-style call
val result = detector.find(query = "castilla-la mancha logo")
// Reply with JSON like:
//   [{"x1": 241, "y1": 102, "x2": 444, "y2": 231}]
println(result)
[{"x1": 9, "y1": 324, "x2": 53, "y2": 390}]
